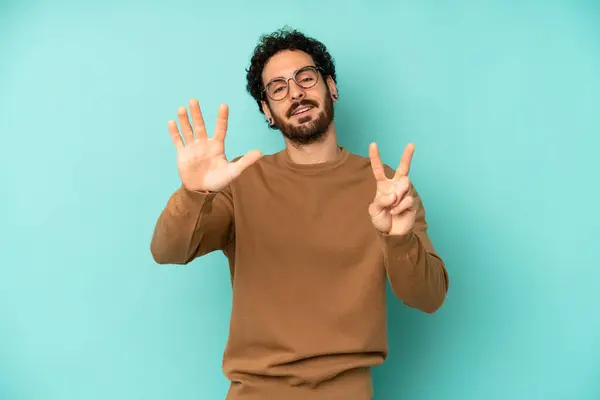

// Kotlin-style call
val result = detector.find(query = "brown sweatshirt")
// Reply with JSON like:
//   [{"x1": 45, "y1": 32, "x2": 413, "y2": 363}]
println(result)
[{"x1": 150, "y1": 147, "x2": 449, "y2": 400}]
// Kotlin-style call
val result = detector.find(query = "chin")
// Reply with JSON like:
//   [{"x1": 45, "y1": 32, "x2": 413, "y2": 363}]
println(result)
[
  {"x1": 292, "y1": 115, "x2": 313, "y2": 125},
  {"x1": 273, "y1": 98, "x2": 334, "y2": 145}
]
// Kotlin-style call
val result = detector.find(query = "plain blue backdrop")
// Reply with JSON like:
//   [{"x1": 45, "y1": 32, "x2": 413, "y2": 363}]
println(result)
[{"x1": 1, "y1": 0, "x2": 599, "y2": 399}]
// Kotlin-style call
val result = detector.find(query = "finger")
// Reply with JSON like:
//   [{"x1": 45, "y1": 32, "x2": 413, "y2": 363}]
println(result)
[
  {"x1": 369, "y1": 142, "x2": 387, "y2": 181},
  {"x1": 390, "y1": 195, "x2": 416, "y2": 216},
  {"x1": 177, "y1": 106, "x2": 195, "y2": 144},
  {"x1": 168, "y1": 120, "x2": 184, "y2": 151},
  {"x1": 394, "y1": 142, "x2": 415, "y2": 179},
  {"x1": 227, "y1": 149, "x2": 262, "y2": 179},
  {"x1": 214, "y1": 104, "x2": 229, "y2": 142},
  {"x1": 391, "y1": 177, "x2": 411, "y2": 206},
  {"x1": 370, "y1": 192, "x2": 397, "y2": 215},
  {"x1": 189, "y1": 99, "x2": 207, "y2": 140}
]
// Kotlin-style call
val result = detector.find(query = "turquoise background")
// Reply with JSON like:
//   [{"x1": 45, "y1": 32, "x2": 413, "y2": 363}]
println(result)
[{"x1": 1, "y1": 1, "x2": 599, "y2": 399}]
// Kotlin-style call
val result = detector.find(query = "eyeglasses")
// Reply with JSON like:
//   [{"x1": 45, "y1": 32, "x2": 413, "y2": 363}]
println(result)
[{"x1": 263, "y1": 65, "x2": 322, "y2": 101}]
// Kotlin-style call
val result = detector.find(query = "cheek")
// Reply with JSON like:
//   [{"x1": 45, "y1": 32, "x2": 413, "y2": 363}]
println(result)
[
  {"x1": 266, "y1": 102, "x2": 285, "y2": 119},
  {"x1": 274, "y1": 106, "x2": 288, "y2": 119},
  {"x1": 317, "y1": 88, "x2": 331, "y2": 104},
  {"x1": 274, "y1": 103, "x2": 293, "y2": 119}
]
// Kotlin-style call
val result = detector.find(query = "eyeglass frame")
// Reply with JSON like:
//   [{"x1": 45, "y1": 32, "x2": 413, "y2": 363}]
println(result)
[{"x1": 262, "y1": 65, "x2": 326, "y2": 101}]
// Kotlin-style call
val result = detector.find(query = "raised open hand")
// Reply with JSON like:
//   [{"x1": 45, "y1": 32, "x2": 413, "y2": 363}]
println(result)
[
  {"x1": 368, "y1": 142, "x2": 418, "y2": 236},
  {"x1": 168, "y1": 99, "x2": 262, "y2": 192}
]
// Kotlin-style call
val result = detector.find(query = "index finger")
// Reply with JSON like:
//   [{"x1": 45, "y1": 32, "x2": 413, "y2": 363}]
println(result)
[
  {"x1": 394, "y1": 143, "x2": 415, "y2": 179},
  {"x1": 369, "y1": 142, "x2": 387, "y2": 181}
]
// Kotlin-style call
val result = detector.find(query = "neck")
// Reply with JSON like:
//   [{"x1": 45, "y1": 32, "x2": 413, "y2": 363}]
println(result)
[{"x1": 284, "y1": 125, "x2": 341, "y2": 164}]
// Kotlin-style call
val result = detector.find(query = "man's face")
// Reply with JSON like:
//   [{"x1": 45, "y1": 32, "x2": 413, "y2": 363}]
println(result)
[{"x1": 261, "y1": 50, "x2": 335, "y2": 146}]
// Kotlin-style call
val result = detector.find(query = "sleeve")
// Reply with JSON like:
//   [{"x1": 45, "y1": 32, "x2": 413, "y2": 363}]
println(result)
[
  {"x1": 378, "y1": 183, "x2": 449, "y2": 313},
  {"x1": 150, "y1": 183, "x2": 235, "y2": 265}
]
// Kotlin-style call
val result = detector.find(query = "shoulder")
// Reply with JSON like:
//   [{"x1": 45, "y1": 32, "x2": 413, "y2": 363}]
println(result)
[
  {"x1": 230, "y1": 150, "x2": 281, "y2": 171},
  {"x1": 228, "y1": 150, "x2": 282, "y2": 188}
]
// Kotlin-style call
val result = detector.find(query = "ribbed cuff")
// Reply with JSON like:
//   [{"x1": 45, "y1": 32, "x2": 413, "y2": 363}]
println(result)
[{"x1": 378, "y1": 229, "x2": 415, "y2": 248}]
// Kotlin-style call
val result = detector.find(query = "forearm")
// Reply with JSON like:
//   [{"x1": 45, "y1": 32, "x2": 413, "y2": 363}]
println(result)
[
  {"x1": 150, "y1": 186, "x2": 222, "y2": 264},
  {"x1": 380, "y1": 231, "x2": 449, "y2": 313}
]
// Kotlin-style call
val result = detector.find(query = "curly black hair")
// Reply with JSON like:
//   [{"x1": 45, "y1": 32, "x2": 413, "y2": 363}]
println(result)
[{"x1": 245, "y1": 27, "x2": 337, "y2": 116}]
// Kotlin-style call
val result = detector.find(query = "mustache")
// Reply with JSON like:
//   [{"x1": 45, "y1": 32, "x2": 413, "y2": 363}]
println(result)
[{"x1": 287, "y1": 99, "x2": 318, "y2": 118}]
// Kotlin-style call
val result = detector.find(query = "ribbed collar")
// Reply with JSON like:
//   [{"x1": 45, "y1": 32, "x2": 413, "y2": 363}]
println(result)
[{"x1": 278, "y1": 146, "x2": 350, "y2": 174}]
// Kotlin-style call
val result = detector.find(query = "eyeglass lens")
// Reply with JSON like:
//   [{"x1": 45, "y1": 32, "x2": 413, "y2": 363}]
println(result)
[{"x1": 266, "y1": 67, "x2": 319, "y2": 100}]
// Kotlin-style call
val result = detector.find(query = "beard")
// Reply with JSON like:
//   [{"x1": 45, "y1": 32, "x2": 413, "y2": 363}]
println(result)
[{"x1": 271, "y1": 92, "x2": 334, "y2": 147}]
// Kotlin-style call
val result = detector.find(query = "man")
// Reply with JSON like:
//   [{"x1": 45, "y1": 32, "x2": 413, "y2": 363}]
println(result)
[{"x1": 151, "y1": 27, "x2": 449, "y2": 400}]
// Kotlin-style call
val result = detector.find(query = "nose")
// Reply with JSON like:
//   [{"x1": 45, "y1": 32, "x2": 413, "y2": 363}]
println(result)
[{"x1": 288, "y1": 79, "x2": 306, "y2": 101}]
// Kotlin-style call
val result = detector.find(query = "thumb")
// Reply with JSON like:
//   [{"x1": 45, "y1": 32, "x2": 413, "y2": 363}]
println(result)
[
  {"x1": 370, "y1": 192, "x2": 397, "y2": 215},
  {"x1": 228, "y1": 149, "x2": 263, "y2": 179}
]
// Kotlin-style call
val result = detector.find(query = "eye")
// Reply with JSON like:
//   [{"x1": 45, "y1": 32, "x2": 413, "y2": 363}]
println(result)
[
  {"x1": 295, "y1": 68, "x2": 318, "y2": 86},
  {"x1": 267, "y1": 80, "x2": 286, "y2": 95}
]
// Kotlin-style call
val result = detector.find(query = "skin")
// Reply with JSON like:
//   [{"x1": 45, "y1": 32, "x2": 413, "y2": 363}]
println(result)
[
  {"x1": 167, "y1": 49, "x2": 417, "y2": 237},
  {"x1": 368, "y1": 142, "x2": 418, "y2": 236},
  {"x1": 260, "y1": 50, "x2": 339, "y2": 164}
]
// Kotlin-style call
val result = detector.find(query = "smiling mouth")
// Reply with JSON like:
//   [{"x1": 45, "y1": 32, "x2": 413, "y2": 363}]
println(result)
[{"x1": 291, "y1": 106, "x2": 314, "y2": 116}]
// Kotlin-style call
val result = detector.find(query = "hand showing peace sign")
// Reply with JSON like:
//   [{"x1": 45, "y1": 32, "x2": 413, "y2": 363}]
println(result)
[{"x1": 368, "y1": 142, "x2": 418, "y2": 236}]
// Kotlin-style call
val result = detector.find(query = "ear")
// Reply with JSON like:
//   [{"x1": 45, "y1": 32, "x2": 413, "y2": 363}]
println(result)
[
  {"x1": 326, "y1": 76, "x2": 339, "y2": 102},
  {"x1": 261, "y1": 100, "x2": 274, "y2": 124}
]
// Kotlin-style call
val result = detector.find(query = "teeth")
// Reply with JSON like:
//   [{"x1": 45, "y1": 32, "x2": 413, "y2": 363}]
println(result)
[{"x1": 294, "y1": 106, "x2": 312, "y2": 115}]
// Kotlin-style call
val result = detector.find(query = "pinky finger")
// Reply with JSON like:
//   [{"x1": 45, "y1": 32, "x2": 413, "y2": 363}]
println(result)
[{"x1": 168, "y1": 120, "x2": 184, "y2": 150}]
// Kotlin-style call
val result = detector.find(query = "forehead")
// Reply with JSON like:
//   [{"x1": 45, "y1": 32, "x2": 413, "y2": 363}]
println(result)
[{"x1": 262, "y1": 50, "x2": 315, "y2": 83}]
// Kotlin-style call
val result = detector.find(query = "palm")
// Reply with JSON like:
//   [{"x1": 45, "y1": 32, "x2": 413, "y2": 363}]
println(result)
[
  {"x1": 369, "y1": 142, "x2": 417, "y2": 236},
  {"x1": 176, "y1": 136, "x2": 229, "y2": 192},
  {"x1": 168, "y1": 99, "x2": 262, "y2": 192}
]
